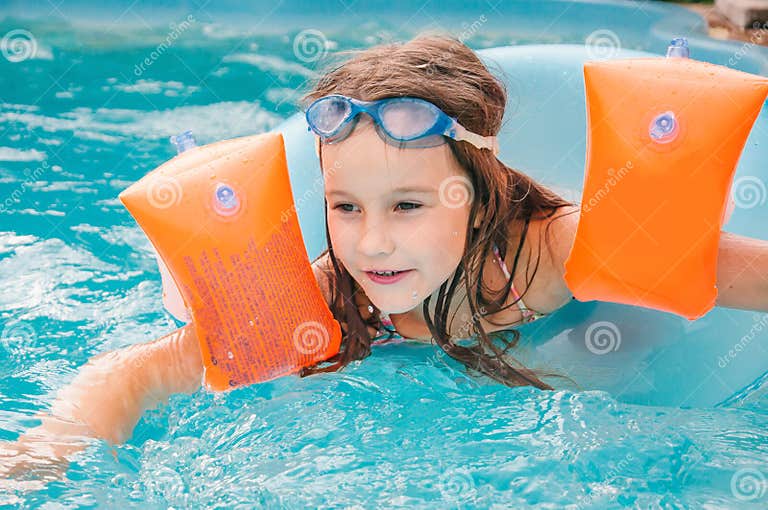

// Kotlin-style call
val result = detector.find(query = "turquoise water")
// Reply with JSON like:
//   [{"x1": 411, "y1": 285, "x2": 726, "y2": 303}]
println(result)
[{"x1": 1, "y1": 1, "x2": 768, "y2": 508}]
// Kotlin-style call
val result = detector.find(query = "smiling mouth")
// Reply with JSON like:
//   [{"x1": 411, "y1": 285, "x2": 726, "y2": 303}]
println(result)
[
  {"x1": 367, "y1": 270, "x2": 409, "y2": 277},
  {"x1": 364, "y1": 269, "x2": 414, "y2": 283}
]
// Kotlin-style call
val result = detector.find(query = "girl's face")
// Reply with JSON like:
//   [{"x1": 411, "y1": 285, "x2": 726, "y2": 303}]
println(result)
[{"x1": 320, "y1": 117, "x2": 476, "y2": 315}]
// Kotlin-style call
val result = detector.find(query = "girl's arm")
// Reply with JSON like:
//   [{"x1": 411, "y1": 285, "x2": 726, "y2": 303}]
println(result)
[
  {"x1": 0, "y1": 325, "x2": 203, "y2": 479},
  {"x1": 715, "y1": 231, "x2": 768, "y2": 312},
  {"x1": 533, "y1": 205, "x2": 768, "y2": 314},
  {"x1": 48, "y1": 324, "x2": 203, "y2": 445},
  {"x1": 3, "y1": 259, "x2": 331, "y2": 482}
]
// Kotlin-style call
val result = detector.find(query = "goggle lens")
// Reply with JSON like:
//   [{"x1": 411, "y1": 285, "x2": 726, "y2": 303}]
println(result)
[
  {"x1": 379, "y1": 100, "x2": 438, "y2": 139},
  {"x1": 308, "y1": 96, "x2": 351, "y2": 136}
]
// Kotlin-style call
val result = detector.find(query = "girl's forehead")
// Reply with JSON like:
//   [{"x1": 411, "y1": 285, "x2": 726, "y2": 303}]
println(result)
[
  {"x1": 322, "y1": 125, "x2": 461, "y2": 189},
  {"x1": 324, "y1": 151, "x2": 454, "y2": 199}
]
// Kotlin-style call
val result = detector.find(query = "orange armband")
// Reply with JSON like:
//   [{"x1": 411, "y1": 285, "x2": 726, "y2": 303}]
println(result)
[
  {"x1": 564, "y1": 48, "x2": 768, "y2": 319},
  {"x1": 120, "y1": 132, "x2": 341, "y2": 390}
]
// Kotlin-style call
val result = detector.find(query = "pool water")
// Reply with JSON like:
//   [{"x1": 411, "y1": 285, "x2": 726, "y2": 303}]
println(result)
[{"x1": 1, "y1": 1, "x2": 767, "y2": 508}]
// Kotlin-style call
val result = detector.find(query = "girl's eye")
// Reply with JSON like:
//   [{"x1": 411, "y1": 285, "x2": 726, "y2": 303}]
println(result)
[
  {"x1": 396, "y1": 202, "x2": 421, "y2": 212},
  {"x1": 333, "y1": 203, "x2": 422, "y2": 213},
  {"x1": 334, "y1": 203, "x2": 358, "y2": 213}
]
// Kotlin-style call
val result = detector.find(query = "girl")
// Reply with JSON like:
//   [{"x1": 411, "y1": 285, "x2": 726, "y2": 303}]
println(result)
[{"x1": 2, "y1": 34, "x2": 767, "y2": 481}]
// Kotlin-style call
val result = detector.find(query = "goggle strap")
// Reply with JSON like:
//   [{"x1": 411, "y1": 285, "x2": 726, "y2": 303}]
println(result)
[{"x1": 453, "y1": 124, "x2": 499, "y2": 155}]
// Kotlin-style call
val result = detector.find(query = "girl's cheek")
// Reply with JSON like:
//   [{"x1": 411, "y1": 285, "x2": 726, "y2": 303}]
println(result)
[{"x1": 328, "y1": 224, "x2": 354, "y2": 258}]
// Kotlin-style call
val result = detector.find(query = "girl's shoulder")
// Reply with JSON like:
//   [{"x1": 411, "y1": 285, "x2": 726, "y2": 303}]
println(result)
[{"x1": 496, "y1": 204, "x2": 580, "y2": 316}]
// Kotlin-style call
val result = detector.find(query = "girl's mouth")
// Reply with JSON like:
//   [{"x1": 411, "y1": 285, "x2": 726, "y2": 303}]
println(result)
[{"x1": 365, "y1": 269, "x2": 414, "y2": 284}]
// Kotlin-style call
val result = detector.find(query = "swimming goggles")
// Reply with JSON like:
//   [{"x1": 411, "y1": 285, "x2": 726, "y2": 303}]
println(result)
[{"x1": 305, "y1": 94, "x2": 499, "y2": 154}]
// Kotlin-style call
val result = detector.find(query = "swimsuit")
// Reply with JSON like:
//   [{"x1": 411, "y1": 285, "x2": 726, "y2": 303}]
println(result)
[{"x1": 370, "y1": 242, "x2": 546, "y2": 345}]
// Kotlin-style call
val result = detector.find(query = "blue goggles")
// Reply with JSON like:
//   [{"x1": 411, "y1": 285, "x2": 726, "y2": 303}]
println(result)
[{"x1": 305, "y1": 94, "x2": 499, "y2": 154}]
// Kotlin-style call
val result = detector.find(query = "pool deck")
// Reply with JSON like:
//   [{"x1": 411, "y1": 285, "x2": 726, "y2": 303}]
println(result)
[{"x1": 677, "y1": 1, "x2": 768, "y2": 46}]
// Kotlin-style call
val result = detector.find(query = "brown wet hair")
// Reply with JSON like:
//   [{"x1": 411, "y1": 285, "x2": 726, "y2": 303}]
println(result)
[{"x1": 299, "y1": 33, "x2": 576, "y2": 389}]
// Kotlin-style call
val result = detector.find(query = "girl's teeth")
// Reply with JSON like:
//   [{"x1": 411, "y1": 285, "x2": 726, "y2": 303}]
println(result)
[{"x1": 375, "y1": 271, "x2": 397, "y2": 276}]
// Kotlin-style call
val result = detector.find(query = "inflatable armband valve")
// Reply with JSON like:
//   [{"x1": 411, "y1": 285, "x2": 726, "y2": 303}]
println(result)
[
  {"x1": 564, "y1": 40, "x2": 768, "y2": 320},
  {"x1": 665, "y1": 37, "x2": 690, "y2": 58},
  {"x1": 170, "y1": 130, "x2": 197, "y2": 153},
  {"x1": 120, "y1": 132, "x2": 342, "y2": 390}
]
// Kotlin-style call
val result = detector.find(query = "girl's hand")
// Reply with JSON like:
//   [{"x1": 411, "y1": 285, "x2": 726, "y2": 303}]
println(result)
[{"x1": 0, "y1": 416, "x2": 93, "y2": 492}]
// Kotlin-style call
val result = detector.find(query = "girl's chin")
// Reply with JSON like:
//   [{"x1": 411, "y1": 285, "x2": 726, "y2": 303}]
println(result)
[
  {"x1": 353, "y1": 274, "x2": 430, "y2": 314},
  {"x1": 369, "y1": 295, "x2": 424, "y2": 315}
]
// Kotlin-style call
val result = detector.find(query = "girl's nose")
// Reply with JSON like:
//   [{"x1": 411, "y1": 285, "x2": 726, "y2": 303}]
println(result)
[{"x1": 357, "y1": 218, "x2": 395, "y2": 258}]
